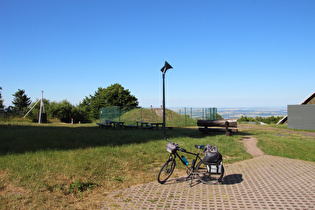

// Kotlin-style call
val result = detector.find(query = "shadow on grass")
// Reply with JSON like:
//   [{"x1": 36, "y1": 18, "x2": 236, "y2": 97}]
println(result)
[
  {"x1": 0, "y1": 124, "x2": 242, "y2": 155},
  {"x1": 0, "y1": 124, "x2": 253, "y2": 155}
]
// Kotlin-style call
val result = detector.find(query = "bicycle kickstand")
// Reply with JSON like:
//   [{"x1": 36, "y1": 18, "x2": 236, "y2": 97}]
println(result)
[{"x1": 185, "y1": 173, "x2": 195, "y2": 187}]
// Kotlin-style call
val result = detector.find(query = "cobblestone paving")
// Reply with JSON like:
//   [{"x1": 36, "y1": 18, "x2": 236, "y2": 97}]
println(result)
[{"x1": 100, "y1": 155, "x2": 315, "y2": 209}]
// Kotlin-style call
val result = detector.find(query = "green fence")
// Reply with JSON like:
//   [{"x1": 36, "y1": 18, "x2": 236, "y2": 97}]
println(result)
[
  {"x1": 99, "y1": 107, "x2": 159, "y2": 125},
  {"x1": 170, "y1": 107, "x2": 217, "y2": 120},
  {"x1": 99, "y1": 106, "x2": 217, "y2": 127},
  {"x1": 99, "y1": 106, "x2": 132, "y2": 123}
]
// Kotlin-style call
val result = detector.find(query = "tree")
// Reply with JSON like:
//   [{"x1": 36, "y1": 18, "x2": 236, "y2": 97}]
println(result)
[
  {"x1": 0, "y1": 87, "x2": 4, "y2": 109},
  {"x1": 49, "y1": 100, "x2": 73, "y2": 123},
  {"x1": 12, "y1": 89, "x2": 31, "y2": 112},
  {"x1": 217, "y1": 113, "x2": 223, "y2": 120},
  {"x1": 71, "y1": 106, "x2": 91, "y2": 123},
  {"x1": 80, "y1": 83, "x2": 139, "y2": 119}
]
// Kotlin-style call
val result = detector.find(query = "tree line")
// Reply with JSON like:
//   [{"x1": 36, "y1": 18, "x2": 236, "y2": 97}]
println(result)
[
  {"x1": 0, "y1": 84, "x2": 139, "y2": 123},
  {"x1": 237, "y1": 115, "x2": 284, "y2": 124}
]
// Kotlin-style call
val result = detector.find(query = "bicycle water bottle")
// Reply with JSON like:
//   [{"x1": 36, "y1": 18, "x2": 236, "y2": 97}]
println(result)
[{"x1": 181, "y1": 155, "x2": 189, "y2": 165}]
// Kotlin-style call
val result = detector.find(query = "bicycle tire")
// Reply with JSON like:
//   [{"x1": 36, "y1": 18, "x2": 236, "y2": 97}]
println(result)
[
  {"x1": 195, "y1": 161, "x2": 224, "y2": 184},
  {"x1": 157, "y1": 158, "x2": 176, "y2": 184}
]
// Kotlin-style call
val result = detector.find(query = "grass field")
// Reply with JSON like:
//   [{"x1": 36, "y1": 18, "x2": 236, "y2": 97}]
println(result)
[{"x1": 0, "y1": 122, "x2": 314, "y2": 208}]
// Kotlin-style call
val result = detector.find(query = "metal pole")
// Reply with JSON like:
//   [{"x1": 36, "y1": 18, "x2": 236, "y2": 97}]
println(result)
[
  {"x1": 24, "y1": 99, "x2": 40, "y2": 118},
  {"x1": 162, "y1": 73, "x2": 166, "y2": 138},
  {"x1": 38, "y1": 91, "x2": 43, "y2": 124},
  {"x1": 184, "y1": 107, "x2": 186, "y2": 126},
  {"x1": 41, "y1": 91, "x2": 44, "y2": 115},
  {"x1": 119, "y1": 106, "x2": 121, "y2": 122}
]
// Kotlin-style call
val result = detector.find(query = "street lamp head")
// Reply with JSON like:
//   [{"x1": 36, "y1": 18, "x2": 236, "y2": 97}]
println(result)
[{"x1": 161, "y1": 61, "x2": 173, "y2": 74}]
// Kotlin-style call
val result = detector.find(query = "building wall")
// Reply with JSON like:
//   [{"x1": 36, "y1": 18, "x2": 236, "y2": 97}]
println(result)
[{"x1": 287, "y1": 105, "x2": 315, "y2": 130}]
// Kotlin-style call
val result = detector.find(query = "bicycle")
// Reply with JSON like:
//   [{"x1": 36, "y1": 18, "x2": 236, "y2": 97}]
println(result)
[{"x1": 157, "y1": 138, "x2": 224, "y2": 186}]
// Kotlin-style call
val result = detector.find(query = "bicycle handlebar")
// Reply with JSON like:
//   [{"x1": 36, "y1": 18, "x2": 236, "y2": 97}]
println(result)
[
  {"x1": 178, "y1": 147, "x2": 186, "y2": 152},
  {"x1": 165, "y1": 138, "x2": 171, "y2": 143},
  {"x1": 165, "y1": 138, "x2": 187, "y2": 152}
]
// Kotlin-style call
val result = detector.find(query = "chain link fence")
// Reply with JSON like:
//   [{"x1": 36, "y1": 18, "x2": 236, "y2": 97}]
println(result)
[{"x1": 169, "y1": 107, "x2": 217, "y2": 120}]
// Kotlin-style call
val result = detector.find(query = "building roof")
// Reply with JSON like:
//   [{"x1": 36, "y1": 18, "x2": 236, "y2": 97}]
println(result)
[{"x1": 301, "y1": 92, "x2": 315, "y2": 105}]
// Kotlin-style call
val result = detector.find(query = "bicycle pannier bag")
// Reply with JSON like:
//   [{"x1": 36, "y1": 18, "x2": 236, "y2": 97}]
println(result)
[
  {"x1": 207, "y1": 161, "x2": 223, "y2": 174},
  {"x1": 203, "y1": 144, "x2": 222, "y2": 164},
  {"x1": 166, "y1": 143, "x2": 177, "y2": 154}
]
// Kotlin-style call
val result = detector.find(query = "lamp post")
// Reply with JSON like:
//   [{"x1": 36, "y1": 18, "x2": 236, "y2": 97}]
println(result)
[{"x1": 160, "y1": 61, "x2": 173, "y2": 138}]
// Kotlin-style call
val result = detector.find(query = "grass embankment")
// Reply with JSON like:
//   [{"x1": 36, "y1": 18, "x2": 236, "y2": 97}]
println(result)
[
  {"x1": 0, "y1": 122, "x2": 314, "y2": 208},
  {"x1": 115, "y1": 108, "x2": 197, "y2": 126}
]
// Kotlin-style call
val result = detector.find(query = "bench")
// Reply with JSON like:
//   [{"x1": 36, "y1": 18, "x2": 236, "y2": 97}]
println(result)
[
  {"x1": 123, "y1": 125, "x2": 138, "y2": 129},
  {"x1": 96, "y1": 123, "x2": 112, "y2": 128},
  {"x1": 97, "y1": 120, "x2": 125, "y2": 128},
  {"x1": 197, "y1": 119, "x2": 238, "y2": 136},
  {"x1": 143, "y1": 124, "x2": 155, "y2": 129},
  {"x1": 150, "y1": 122, "x2": 163, "y2": 129},
  {"x1": 136, "y1": 121, "x2": 149, "y2": 128},
  {"x1": 136, "y1": 121, "x2": 155, "y2": 129}
]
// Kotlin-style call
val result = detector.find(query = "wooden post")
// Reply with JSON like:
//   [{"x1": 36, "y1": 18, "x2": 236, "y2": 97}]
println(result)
[{"x1": 225, "y1": 121, "x2": 230, "y2": 136}]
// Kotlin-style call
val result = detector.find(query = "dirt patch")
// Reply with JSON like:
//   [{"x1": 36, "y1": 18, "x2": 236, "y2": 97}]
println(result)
[{"x1": 239, "y1": 136, "x2": 264, "y2": 156}]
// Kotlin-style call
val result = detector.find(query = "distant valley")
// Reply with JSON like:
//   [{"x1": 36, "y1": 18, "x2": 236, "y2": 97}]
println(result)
[{"x1": 217, "y1": 107, "x2": 287, "y2": 119}]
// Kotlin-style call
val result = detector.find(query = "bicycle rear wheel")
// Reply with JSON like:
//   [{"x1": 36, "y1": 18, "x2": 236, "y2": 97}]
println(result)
[
  {"x1": 195, "y1": 161, "x2": 224, "y2": 184},
  {"x1": 158, "y1": 157, "x2": 176, "y2": 184}
]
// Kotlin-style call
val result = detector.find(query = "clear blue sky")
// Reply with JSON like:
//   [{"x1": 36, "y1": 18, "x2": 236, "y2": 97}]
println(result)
[{"x1": 1, "y1": 0, "x2": 314, "y2": 108}]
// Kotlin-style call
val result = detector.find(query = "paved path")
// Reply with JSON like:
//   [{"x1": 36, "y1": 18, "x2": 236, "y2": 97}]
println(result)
[{"x1": 100, "y1": 155, "x2": 315, "y2": 209}]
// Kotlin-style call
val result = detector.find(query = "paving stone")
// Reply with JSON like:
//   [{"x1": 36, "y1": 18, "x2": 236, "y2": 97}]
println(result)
[{"x1": 100, "y1": 155, "x2": 315, "y2": 209}]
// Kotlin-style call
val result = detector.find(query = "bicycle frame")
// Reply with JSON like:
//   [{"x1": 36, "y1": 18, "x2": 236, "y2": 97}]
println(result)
[{"x1": 170, "y1": 145, "x2": 204, "y2": 176}]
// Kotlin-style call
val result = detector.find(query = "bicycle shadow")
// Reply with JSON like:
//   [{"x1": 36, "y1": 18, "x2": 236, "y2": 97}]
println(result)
[
  {"x1": 160, "y1": 176, "x2": 193, "y2": 185},
  {"x1": 160, "y1": 173, "x2": 243, "y2": 186},
  {"x1": 222, "y1": 174, "x2": 243, "y2": 185}
]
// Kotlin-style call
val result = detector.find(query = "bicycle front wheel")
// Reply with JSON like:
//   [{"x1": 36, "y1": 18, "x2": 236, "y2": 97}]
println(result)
[
  {"x1": 195, "y1": 161, "x2": 224, "y2": 184},
  {"x1": 157, "y1": 158, "x2": 176, "y2": 184}
]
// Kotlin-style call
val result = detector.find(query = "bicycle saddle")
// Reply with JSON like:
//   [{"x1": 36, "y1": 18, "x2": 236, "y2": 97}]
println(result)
[{"x1": 195, "y1": 145, "x2": 205, "y2": 149}]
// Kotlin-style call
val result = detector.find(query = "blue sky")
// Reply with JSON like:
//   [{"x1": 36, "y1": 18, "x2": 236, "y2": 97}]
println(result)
[{"x1": 1, "y1": 0, "x2": 314, "y2": 108}]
